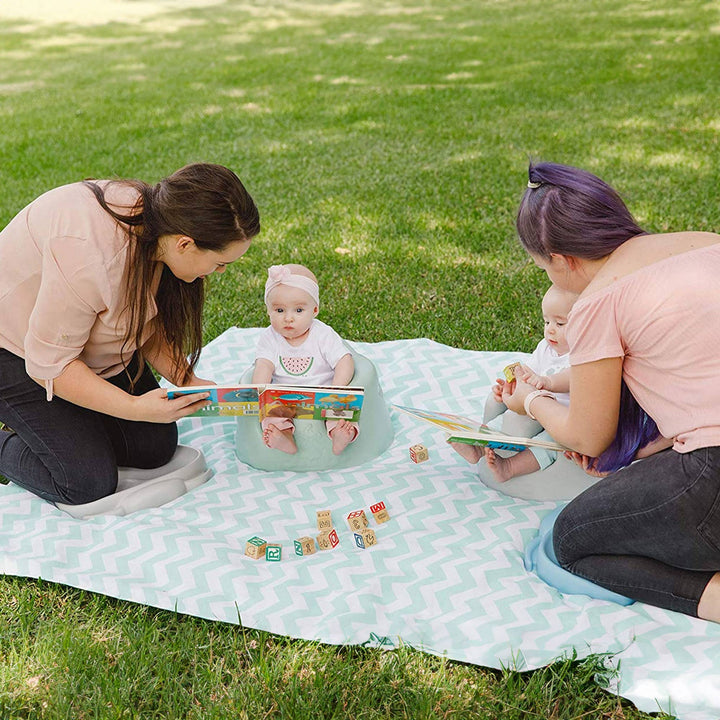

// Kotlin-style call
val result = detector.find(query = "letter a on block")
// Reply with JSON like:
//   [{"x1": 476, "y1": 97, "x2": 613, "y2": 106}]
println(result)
[{"x1": 370, "y1": 501, "x2": 390, "y2": 524}]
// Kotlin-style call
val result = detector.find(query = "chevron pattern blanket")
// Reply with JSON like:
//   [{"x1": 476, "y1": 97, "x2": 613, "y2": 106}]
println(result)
[{"x1": 1, "y1": 327, "x2": 718, "y2": 720}]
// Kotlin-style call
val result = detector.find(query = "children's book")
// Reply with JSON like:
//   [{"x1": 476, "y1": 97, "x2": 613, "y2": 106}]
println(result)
[
  {"x1": 393, "y1": 404, "x2": 566, "y2": 452},
  {"x1": 167, "y1": 384, "x2": 365, "y2": 422},
  {"x1": 166, "y1": 385, "x2": 261, "y2": 417}
]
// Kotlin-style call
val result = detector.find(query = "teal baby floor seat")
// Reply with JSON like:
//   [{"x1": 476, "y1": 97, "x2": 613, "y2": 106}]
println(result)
[
  {"x1": 235, "y1": 350, "x2": 394, "y2": 472},
  {"x1": 477, "y1": 394, "x2": 599, "y2": 501}
]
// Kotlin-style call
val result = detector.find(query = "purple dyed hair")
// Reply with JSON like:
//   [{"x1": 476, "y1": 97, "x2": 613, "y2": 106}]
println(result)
[
  {"x1": 595, "y1": 381, "x2": 660, "y2": 473},
  {"x1": 516, "y1": 162, "x2": 646, "y2": 260},
  {"x1": 517, "y1": 162, "x2": 658, "y2": 472}
]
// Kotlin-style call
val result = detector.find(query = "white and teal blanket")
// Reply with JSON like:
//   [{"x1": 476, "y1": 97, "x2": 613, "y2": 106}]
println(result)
[{"x1": 1, "y1": 328, "x2": 718, "y2": 719}]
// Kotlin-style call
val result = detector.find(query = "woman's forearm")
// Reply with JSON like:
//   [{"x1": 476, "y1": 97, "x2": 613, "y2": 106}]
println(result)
[
  {"x1": 35, "y1": 359, "x2": 141, "y2": 420},
  {"x1": 143, "y1": 337, "x2": 192, "y2": 385},
  {"x1": 505, "y1": 357, "x2": 623, "y2": 456}
]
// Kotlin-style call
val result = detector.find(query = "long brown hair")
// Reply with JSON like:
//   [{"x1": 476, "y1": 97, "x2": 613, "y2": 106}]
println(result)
[{"x1": 84, "y1": 163, "x2": 260, "y2": 386}]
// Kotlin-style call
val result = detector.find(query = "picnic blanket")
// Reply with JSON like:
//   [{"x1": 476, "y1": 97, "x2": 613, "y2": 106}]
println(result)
[{"x1": 1, "y1": 327, "x2": 718, "y2": 720}]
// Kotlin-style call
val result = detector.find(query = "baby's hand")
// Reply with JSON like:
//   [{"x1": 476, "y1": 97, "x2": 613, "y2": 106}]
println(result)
[
  {"x1": 516, "y1": 365, "x2": 550, "y2": 391},
  {"x1": 492, "y1": 378, "x2": 511, "y2": 403}
]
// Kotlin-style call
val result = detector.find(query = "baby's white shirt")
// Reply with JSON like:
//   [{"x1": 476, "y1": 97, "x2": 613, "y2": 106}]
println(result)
[
  {"x1": 527, "y1": 339, "x2": 570, "y2": 406},
  {"x1": 255, "y1": 319, "x2": 351, "y2": 386}
]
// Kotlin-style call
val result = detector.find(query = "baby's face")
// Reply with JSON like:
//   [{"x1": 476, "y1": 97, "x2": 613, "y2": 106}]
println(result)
[
  {"x1": 266, "y1": 284, "x2": 318, "y2": 342},
  {"x1": 541, "y1": 291, "x2": 574, "y2": 355}
]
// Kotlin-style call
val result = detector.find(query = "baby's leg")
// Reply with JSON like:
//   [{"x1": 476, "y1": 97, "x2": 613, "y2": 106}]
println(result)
[
  {"x1": 261, "y1": 418, "x2": 297, "y2": 454},
  {"x1": 326, "y1": 419, "x2": 358, "y2": 455},
  {"x1": 486, "y1": 447, "x2": 540, "y2": 482}
]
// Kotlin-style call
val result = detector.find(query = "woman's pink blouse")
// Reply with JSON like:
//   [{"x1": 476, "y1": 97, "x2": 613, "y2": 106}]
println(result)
[
  {"x1": 0, "y1": 182, "x2": 158, "y2": 399},
  {"x1": 567, "y1": 243, "x2": 720, "y2": 452}
]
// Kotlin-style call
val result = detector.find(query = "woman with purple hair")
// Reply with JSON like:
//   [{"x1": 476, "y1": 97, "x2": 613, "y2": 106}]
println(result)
[{"x1": 502, "y1": 161, "x2": 720, "y2": 622}]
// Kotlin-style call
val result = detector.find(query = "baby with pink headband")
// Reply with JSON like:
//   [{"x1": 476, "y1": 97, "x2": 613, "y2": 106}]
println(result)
[{"x1": 252, "y1": 264, "x2": 359, "y2": 455}]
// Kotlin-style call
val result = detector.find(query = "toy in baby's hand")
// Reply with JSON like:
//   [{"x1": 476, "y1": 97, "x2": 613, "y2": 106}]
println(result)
[{"x1": 503, "y1": 362, "x2": 522, "y2": 383}]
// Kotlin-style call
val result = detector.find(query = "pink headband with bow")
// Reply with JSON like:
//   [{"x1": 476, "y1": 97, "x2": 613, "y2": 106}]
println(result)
[{"x1": 264, "y1": 265, "x2": 320, "y2": 307}]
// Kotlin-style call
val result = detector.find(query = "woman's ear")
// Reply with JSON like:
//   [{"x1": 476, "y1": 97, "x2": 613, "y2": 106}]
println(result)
[
  {"x1": 176, "y1": 235, "x2": 196, "y2": 253},
  {"x1": 549, "y1": 253, "x2": 577, "y2": 272}
]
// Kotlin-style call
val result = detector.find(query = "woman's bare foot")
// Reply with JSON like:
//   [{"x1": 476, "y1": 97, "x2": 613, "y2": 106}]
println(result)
[
  {"x1": 330, "y1": 419, "x2": 357, "y2": 455},
  {"x1": 448, "y1": 440, "x2": 484, "y2": 464},
  {"x1": 263, "y1": 424, "x2": 297, "y2": 454}
]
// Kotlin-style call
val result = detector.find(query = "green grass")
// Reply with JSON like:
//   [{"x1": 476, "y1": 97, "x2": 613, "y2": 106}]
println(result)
[
  {"x1": 0, "y1": 576, "x2": 655, "y2": 719},
  {"x1": 2, "y1": 0, "x2": 718, "y2": 716}
]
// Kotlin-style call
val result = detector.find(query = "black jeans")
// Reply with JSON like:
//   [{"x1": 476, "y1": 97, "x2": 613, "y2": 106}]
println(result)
[
  {"x1": 0, "y1": 349, "x2": 177, "y2": 505},
  {"x1": 553, "y1": 445, "x2": 720, "y2": 617}
]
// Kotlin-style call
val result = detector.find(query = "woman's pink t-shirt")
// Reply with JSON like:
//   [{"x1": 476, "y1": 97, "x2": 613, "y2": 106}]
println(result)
[
  {"x1": 0, "y1": 181, "x2": 158, "y2": 398},
  {"x1": 567, "y1": 243, "x2": 720, "y2": 453}
]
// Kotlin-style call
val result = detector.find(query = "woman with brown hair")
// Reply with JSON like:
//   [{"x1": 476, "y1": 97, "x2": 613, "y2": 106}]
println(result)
[{"x1": 0, "y1": 163, "x2": 260, "y2": 506}]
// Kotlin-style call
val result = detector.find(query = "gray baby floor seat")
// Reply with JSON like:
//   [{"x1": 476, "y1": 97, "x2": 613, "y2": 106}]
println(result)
[
  {"x1": 476, "y1": 394, "x2": 598, "y2": 501},
  {"x1": 55, "y1": 445, "x2": 212, "y2": 519}
]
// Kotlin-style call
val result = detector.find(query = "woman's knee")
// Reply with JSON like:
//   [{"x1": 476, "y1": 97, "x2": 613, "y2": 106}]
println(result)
[
  {"x1": 552, "y1": 502, "x2": 583, "y2": 569},
  {"x1": 152, "y1": 423, "x2": 179, "y2": 466},
  {"x1": 53, "y1": 457, "x2": 118, "y2": 505},
  {"x1": 128, "y1": 422, "x2": 178, "y2": 469}
]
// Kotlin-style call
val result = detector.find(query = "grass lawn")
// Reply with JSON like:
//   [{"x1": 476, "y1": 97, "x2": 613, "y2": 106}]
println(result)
[{"x1": 1, "y1": 0, "x2": 718, "y2": 716}]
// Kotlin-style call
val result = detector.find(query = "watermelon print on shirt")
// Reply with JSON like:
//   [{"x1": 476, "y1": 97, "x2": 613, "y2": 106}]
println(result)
[{"x1": 279, "y1": 356, "x2": 314, "y2": 377}]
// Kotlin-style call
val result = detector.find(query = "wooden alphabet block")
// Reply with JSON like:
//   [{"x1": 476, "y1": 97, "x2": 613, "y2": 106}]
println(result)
[
  {"x1": 353, "y1": 528, "x2": 377, "y2": 549},
  {"x1": 409, "y1": 444, "x2": 428, "y2": 463},
  {"x1": 294, "y1": 536, "x2": 317, "y2": 556},
  {"x1": 503, "y1": 362, "x2": 522, "y2": 383},
  {"x1": 315, "y1": 528, "x2": 340, "y2": 550},
  {"x1": 347, "y1": 509, "x2": 369, "y2": 531},
  {"x1": 245, "y1": 536, "x2": 267, "y2": 559},
  {"x1": 370, "y1": 501, "x2": 390, "y2": 524},
  {"x1": 265, "y1": 544, "x2": 282, "y2": 562},
  {"x1": 316, "y1": 509, "x2": 333, "y2": 532}
]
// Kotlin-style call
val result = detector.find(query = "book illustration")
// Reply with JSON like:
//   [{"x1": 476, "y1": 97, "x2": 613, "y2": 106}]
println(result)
[
  {"x1": 167, "y1": 383, "x2": 364, "y2": 421},
  {"x1": 166, "y1": 385, "x2": 260, "y2": 416},
  {"x1": 259, "y1": 386, "x2": 364, "y2": 422},
  {"x1": 393, "y1": 404, "x2": 565, "y2": 453}
]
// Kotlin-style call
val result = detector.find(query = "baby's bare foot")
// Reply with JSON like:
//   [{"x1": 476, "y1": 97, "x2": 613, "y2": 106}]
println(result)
[
  {"x1": 448, "y1": 440, "x2": 484, "y2": 464},
  {"x1": 263, "y1": 424, "x2": 297, "y2": 454},
  {"x1": 485, "y1": 448, "x2": 514, "y2": 482},
  {"x1": 330, "y1": 419, "x2": 357, "y2": 455}
]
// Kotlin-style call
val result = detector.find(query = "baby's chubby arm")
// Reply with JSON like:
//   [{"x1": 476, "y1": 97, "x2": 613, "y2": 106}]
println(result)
[
  {"x1": 252, "y1": 358, "x2": 275, "y2": 384},
  {"x1": 519, "y1": 365, "x2": 570, "y2": 394},
  {"x1": 331, "y1": 353, "x2": 354, "y2": 386}
]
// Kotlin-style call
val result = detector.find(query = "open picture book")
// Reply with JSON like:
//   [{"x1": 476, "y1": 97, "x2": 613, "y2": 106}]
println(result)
[
  {"x1": 167, "y1": 384, "x2": 365, "y2": 422},
  {"x1": 393, "y1": 405, "x2": 566, "y2": 452}
]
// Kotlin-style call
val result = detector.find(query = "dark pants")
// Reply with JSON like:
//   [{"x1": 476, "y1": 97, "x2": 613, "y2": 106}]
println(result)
[
  {"x1": 0, "y1": 349, "x2": 177, "y2": 505},
  {"x1": 553, "y1": 445, "x2": 720, "y2": 617}
]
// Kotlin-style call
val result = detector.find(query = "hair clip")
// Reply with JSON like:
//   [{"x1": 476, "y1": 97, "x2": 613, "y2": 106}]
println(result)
[{"x1": 527, "y1": 180, "x2": 541, "y2": 189}]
